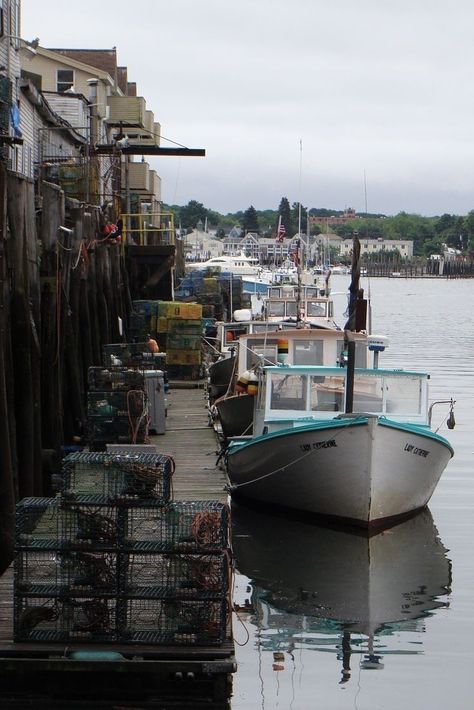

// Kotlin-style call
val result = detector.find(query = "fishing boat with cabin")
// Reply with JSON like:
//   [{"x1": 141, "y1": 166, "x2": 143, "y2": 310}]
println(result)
[{"x1": 223, "y1": 237, "x2": 455, "y2": 529}]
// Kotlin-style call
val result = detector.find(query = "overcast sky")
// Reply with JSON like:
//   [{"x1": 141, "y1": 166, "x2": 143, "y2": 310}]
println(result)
[{"x1": 21, "y1": 0, "x2": 474, "y2": 216}]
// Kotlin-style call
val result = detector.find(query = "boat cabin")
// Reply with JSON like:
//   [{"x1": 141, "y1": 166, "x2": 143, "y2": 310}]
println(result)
[
  {"x1": 266, "y1": 285, "x2": 325, "y2": 298},
  {"x1": 252, "y1": 365, "x2": 430, "y2": 436},
  {"x1": 236, "y1": 328, "x2": 368, "y2": 374},
  {"x1": 263, "y1": 285, "x2": 334, "y2": 326},
  {"x1": 216, "y1": 320, "x2": 296, "y2": 355}
]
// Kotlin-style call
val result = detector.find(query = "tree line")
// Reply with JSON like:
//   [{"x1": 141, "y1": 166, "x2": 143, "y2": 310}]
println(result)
[{"x1": 164, "y1": 199, "x2": 474, "y2": 257}]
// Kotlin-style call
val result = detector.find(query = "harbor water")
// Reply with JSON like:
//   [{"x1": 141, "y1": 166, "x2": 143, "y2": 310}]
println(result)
[{"x1": 231, "y1": 276, "x2": 474, "y2": 710}]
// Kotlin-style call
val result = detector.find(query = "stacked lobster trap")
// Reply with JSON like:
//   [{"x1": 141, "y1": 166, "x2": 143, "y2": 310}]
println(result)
[
  {"x1": 14, "y1": 452, "x2": 232, "y2": 647},
  {"x1": 87, "y1": 366, "x2": 148, "y2": 451}
]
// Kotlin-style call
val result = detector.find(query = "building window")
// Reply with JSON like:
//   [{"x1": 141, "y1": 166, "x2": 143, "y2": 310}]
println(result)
[
  {"x1": 0, "y1": 1, "x2": 4, "y2": 37},
  {"x1": 57, "y1": 69, "x2": 74, "y2": 93}
]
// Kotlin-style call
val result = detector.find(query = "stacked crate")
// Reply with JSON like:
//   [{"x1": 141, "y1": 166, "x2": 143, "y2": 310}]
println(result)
[
  {"x1": 158, "y1": 302, "x2": 203, "y2": 380},
  {"x1": 119, "y1": 500, "x2": 231, "y2": 645},
  {"x1": 87, "y1": 366, "x2": 148, "y2": 451},
  {"x1": 14, "y1": 453, "x2": 232, "y2": 647},
  {"x1": 13, "y1": 452, "x2": 172, "y2": 644},
  {"x1": 14, "y1": 497, "x2": 122, "y2": 643},
  {"x1": 131, "y1": 300, "x2": 161, "y2": 341}
]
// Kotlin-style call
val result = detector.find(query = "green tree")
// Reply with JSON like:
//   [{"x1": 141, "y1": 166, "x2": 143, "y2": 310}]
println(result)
[
  {"x1": 179, "y1": 200, "x2": 208, "y2": 230},
  {"x1": 291, "y1": 202, "x2": 308, "y2": 234},
  {"x1": 277, "y1": 197, "x2": 292, "y2": 236},
  {"x1": 463, "y1": 210, "x2": 474, "y2": 252},
  {"x1": 241, "y1": 205, "x2": 260, "y2": 234}
]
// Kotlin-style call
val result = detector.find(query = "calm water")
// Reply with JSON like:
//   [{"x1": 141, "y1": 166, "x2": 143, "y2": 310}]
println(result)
[{"x1": 231, "y1": 276, "x2": 474, "y2": 710}]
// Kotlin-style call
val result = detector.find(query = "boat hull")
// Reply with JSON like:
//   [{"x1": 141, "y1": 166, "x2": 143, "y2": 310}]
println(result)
[
  {"x1": 215, "y1": 394, "x2": 254, "y2": 438},
  {"x1": 226, "y1": 417, "x2": 453, "y2": 528},
  {"x1": 207, "y1": 355, "x2": 236, "y2": 403}
]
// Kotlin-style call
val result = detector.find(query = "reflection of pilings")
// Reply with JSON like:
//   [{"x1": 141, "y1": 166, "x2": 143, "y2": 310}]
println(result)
[{"x1": 339, "y1": 630, "x2": 352, "y2": 684}]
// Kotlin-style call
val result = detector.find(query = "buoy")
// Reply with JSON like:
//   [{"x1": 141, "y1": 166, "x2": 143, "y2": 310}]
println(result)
[
  {"x1": 235, "y1": 369, "x2": 251, "y2": 393},
  {"x1": 247, "y1": 372, "x2": 258, "y2": 395},
  {"x1": 277, "y1": 338, "x2": 289, "y2": 364},
  {"x1": 233, "y1": 308, "x2": 252, "y2": 322}
]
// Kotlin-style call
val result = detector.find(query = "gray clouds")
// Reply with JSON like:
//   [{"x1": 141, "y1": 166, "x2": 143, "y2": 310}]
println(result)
[{"x1": 21, "y1": 0, "x2": 474, "y2": 215}]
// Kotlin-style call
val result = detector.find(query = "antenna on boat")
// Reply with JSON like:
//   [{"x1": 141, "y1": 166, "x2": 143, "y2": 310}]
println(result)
[
  {"x1": 296, "y1": 139, "x2": 303, "y2": 326},
  {"x1": 363, "y1": 169, "x2": 373, "y2": 333},
  {"x1": 367, "y1": 335, "x2": 388, "y2": 369}
]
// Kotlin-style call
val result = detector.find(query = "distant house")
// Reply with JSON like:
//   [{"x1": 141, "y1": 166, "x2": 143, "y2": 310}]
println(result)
[
  {"x1": 309, "y1": 207, "x2": 358, "y2": 228},
  {"x1": 339, "y1": 238, "x2": 413, "y2": 259}
]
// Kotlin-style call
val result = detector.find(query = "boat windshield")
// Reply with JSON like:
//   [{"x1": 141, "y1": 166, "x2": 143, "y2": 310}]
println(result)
[
  {"x1": 294, "y1": 340, "x2": 324, "y2": 365},
  {"x1": 224, "y1": 325, "x2": 249, "y2": 343},
  {"x1": 267, "y1": 302, "x2": 285, "y2": 317},
  {"x1": 270, "y1": 373, "x2": 307, "y2": 410},
  {"x1": 310, "y1": 375, "x2": 344, "y2": 412},
  {"x1": 265, "y1": 368, "x2": 427, "y2": 421},
  {"x1": 354, "y1": 373, "x2": 423, "y2": 415},
  {"x1": 306, "y1": 301, "x2": 327, "y2": 317}
]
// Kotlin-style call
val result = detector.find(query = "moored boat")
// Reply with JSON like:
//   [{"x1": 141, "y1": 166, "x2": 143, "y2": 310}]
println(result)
[{"x1": 225, "y1": 352, "x2": 455, "y2": 529}]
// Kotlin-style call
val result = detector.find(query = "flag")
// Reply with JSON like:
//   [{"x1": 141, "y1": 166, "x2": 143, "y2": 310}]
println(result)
[{"x1": 276, "y1": 216, "x2": 286, "y2": 242}]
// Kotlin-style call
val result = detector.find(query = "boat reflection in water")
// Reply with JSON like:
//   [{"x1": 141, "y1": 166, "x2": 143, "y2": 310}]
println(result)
[{"x1": 232, "y1": 504, "x2": 451, "y2": 683}]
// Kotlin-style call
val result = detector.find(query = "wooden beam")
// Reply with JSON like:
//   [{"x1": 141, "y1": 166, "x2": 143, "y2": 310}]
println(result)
[{"x1": 94, "y1": 145, "x2": 205, "y2": 157}]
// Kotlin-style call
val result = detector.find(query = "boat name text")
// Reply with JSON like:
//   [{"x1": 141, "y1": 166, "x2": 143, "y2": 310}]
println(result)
[
  {"x1": 404, "y1": 443, "x2": 429, "y2": 458},
  {"x1": 300, "y1": 439, "x2": 337, "y2": 453}
]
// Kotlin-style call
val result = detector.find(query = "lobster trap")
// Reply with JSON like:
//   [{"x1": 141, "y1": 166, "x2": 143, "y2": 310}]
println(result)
[
  {"x1": 87, "y1": 390, "x2": 147, "y2": 420},
  {"x1": 14, "y1": 595, "x2": 119, "y2": 643},
  {"x1": 61, "y1": 452, "x2": 172, "y2": 504},
  {"x1": 119, "y1": 552, "x2": 229, "y2": 599},
  {"x1": 120, "y1": 501, "x2": 230, "y2": 553},
  {"x1": 87, "y1": 367, "x2": 146, "y2": 392},
  {"x1": 102, "y1": 343, "x2": 167, "y2": 372},
  {"x1": 118, "y1": 597, "x2": 229, "y2": 646},
  {"x1": 15, "y1": 498, "x2": 120, "y2": 551},
  {"x1": 14, "y1": 550, "x2": 118, "y2": 595}
]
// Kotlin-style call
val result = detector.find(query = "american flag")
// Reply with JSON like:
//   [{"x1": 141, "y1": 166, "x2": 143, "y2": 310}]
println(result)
[{"x1": 276, "y1": 216, "x2": 286, "y2": 242}]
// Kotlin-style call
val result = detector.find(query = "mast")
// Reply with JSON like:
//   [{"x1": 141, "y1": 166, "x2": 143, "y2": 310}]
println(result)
[
  {"x1": 344, "y1": 234, "x2": 362, "y2": 413},
  {"x1": 296, "y1": 139, "x2": 303, "y2": 325}
]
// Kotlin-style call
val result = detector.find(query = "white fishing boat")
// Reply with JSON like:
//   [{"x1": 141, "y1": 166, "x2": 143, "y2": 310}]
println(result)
[
  {"x1": 263, "y1": 283, "x2": 338, "y2": 328},
  {"x1": 211, "y1": 326, "x2": 366, "y2": 438},
  {"x1": 225, "y1": 345, "x2": 455, "y2": 529},
  {"x1": 241, "y1": 261, "x2": 317, "y2": 294},
  {"x1": 185, "y1": 252, "x2": 261, "y2": 277}
]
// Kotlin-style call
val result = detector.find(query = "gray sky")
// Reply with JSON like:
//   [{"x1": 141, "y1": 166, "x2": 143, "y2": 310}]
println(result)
[{"x1": 21, "y1": 0, "x2": 474, "y2": 216}]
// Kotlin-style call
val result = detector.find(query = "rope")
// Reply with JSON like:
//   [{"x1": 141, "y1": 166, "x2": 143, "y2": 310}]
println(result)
[
  {"x1": 126, "y1": 389, "x2": 148, "y2": 444},
  {"x1": 227, "y1": 415, "x2": 367, "y2": 490}
]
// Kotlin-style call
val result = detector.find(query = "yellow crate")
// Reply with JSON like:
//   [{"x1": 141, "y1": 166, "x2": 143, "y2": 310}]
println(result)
[
  {"x1": 166, "y1": 349, "x2": 202, "y2": 366},
  {"x1": 157, "y1": 317, "x2": 169, "y2": 333},
  {"x1": 159, "y1": 302, "x2": 203, "y2": 320}
]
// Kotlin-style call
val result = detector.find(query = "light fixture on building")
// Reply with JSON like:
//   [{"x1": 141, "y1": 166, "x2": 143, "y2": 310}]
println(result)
[{"x1": 2, "y1": 36, "x2": 40, "y2": 58}]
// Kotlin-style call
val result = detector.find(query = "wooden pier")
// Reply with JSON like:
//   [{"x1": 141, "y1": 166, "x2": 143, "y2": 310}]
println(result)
[{"x1": 0, "y1": 385, "x2": 235, "y2": 708}]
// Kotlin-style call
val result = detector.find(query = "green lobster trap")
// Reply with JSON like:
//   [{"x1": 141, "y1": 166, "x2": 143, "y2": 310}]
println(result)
[
  {"x1": 120, "y1": 501, "x2": 230, "y2": 553},
  {"x1": 119, "y1": 551, "x2": 229, "y2": 599},
  {"x1": 118, "y1": 597, "x2": 229, "y2": 646},
  {"x1": 61, "y1": 452, "x2": 172, "y2": 504}
]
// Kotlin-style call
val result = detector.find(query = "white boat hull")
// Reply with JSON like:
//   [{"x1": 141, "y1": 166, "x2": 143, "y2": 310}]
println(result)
[{"x1": 226, "y1": 417, "x2": 453, "y2": 528}]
